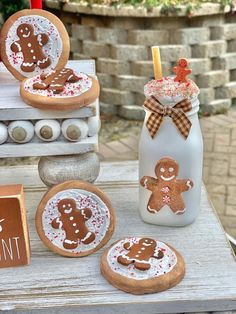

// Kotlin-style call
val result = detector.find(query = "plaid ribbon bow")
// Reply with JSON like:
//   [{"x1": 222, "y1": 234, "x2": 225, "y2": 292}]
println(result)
[{"x1": 144, "y1": 95, "x2": 192, "y2": 139}]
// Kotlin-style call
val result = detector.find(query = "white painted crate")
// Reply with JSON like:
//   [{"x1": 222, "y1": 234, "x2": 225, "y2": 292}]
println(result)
[{"x1": 0, "y1": 60, "x2": 99, "y2": 157}]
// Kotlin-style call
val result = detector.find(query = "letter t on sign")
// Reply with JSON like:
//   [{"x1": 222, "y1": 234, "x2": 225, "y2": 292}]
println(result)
[{"x1": 0, "y1": 185, "x2": 30, "y2": 268}]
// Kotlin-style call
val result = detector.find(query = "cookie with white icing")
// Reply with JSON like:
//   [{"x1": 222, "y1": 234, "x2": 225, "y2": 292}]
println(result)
[
  {"x1": 0, "y1": 9, "x2": 69, "y2": 81},
  {"x1": 20, "y1": 68, "x2": 100, "y2": 110},
  {"x1": 36, "y1": 181, "x2": 115, "y2": 257},
  {"x1": 101, "y1": 237, "x2": 185, "y2": 294}
]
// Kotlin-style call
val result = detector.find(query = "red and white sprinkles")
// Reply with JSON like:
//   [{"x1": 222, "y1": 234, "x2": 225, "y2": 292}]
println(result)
[
  {"x1": 144, "y1": 76, "x2": 199, "y2": 100},
  {"x1": 107, "y1": 237, "x2": 177, "y2": 280},
  {"x1": 6, "y1": 15, "x2": 63, "y2": 76},
  {"x1": 42, "y1": 189, "x2": 110, "y2": 253},
  {"x1": 24, "y1": 71, "x2": 92, "y2": 98}
]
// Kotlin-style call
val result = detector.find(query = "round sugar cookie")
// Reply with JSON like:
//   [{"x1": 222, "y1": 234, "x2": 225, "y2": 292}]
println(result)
[
  {"x1": 36, "y1": 180, "x2": 115, "y2": 257},
  {"x1": 101, "y1": 237, "x2": 185, "y2": 295},
  {"x1": 20, "y1": 68, "x2": 100, "y2": 110},
  {"x1": 0, "y1": 9, "x2": 70, "y2": 81}
]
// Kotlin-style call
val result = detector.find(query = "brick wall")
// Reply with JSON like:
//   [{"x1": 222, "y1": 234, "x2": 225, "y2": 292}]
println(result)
[{"x1": 46, "y1": 4, "x2": 236, "y2": 119}]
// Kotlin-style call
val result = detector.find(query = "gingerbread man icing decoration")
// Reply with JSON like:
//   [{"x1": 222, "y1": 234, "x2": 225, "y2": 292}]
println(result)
[
  {"x1": 51, "y1": 198, "x2": 95, "y2": 250},
  {"x1": 33, "y1": 68, "x2": 80, "y2": 94},
  {"x1": 140, "y1": 157, "x2": 193, "y2": 215},
  {"x1": 10, "y1": 23, "x2": 51, "y2": 73},
  {"x1": 173, "y1": 58, "x2": 192, "y2": 83},
  {"x1": 117, "y1": 238, "x2": 164, "y2": 271}
]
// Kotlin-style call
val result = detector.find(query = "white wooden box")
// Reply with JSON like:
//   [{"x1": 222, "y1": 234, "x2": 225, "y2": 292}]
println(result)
[{"x1": 0, "y1": 60, "x2": 99, "y2": 158}]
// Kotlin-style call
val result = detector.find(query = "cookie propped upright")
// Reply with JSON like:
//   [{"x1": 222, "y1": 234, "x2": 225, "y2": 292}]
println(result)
[
  {"x1": 35, "y1": 180, "x2": 115, "y2": 257},
  {"x1": 20, "y1": 68, "x2": 100, "y2": 110},
  {"x1": 0, "y1": 9, "x2": 70, "y2": 80}
]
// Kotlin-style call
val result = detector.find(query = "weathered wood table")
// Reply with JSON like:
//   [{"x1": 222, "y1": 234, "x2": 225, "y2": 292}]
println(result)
[{"x1": 0, "y1": 161, "x2": 236, "y2": 313}]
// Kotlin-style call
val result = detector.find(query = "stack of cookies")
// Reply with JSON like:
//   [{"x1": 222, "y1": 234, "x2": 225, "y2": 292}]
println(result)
[{"x1": 0, "y1": 7, "x2": 100, "y2": 186}]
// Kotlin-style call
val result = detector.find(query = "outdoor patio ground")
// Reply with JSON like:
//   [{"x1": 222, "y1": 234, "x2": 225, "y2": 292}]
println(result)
[{"x1": 99, "y1": 107, "x2": 236, "y2": 239}]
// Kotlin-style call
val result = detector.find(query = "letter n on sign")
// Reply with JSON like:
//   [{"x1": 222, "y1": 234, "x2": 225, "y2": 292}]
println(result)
[{"x1": 0, "y1": 185, "x2": 30, "y2": 268}]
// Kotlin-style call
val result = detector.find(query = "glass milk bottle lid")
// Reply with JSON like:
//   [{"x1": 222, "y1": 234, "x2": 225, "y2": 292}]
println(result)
[
  {"x1": 144, "y1": 53, "x2": 200, "y2": 139},
  {"x1": 144, "y1": 58, "x2": 200, "y2": 109}
]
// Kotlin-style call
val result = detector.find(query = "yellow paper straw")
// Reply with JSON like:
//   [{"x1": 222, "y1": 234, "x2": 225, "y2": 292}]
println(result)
[{"x1": 152, "y1": 46, "x2": 163, "y2": 80}]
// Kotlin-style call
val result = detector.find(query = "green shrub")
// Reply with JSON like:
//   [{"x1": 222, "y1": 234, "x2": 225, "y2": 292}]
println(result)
[
  {"x1": 0, "y1": 0, "x2": 29, "y2": 21},
  {"x1": 71, "y1": 0, "x2": 233, "y2": 11}
]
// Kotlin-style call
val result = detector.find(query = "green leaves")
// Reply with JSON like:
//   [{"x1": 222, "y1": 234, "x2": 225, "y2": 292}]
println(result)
[
  {"x1": 71, "y1": 0, "x2": 233, "y2": 11},
  {"x1": 0, "y1": 0, "x2": 29, "y2": 22}
]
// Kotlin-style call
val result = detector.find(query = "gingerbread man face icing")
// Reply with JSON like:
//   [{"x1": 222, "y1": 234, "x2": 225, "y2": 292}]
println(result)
[
  {"x1": 140, "y1": 157, "x2": 193, "y2": 215},
  {"x1": 0, "y1": 9, "x2": 70, "y2": 80},
  {"x1": 51, "y1": 198, "x2": 95, "y2": 250},
  {"x1": 117, "y1": 237, "x2": 164, "y2": 271},
  {"x1": 35, "y1": 181, "x2": 115, "y2": 257},
  {"x1": 33, "y1": 68, "x2": 81, "y2": 94},
  {"x1": 101, "y1": 237, "x2": 185, "y2": 294},
  {"x1": 11, "y1": 23, "x2": 51, "y2": 73}
]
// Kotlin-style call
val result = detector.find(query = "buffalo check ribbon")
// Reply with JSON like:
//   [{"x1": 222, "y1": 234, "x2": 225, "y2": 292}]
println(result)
[{"x1": 143, "y1": 95, "x2": 192, "y2": 139}]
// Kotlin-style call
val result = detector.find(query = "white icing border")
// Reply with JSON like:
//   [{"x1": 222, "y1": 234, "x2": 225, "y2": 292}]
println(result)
[
  {"x1": 5, "y1": 15, "x2": 63, "y2": 77},
  {"x1": 24, "y1": 71, "x2": 92, "y2": 98},
  {"x1": 42, "y1": 189, "x2": 111, "y2": 253},
  {"x1": 107, "y1": 237, "x2": 177, "y2": 280}
]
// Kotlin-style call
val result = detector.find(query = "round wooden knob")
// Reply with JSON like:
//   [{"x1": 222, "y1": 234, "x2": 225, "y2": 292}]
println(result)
[
  {"x1": 66, "y1": 125, "x2": 81, "y2": 141},
  {"x1": 35, "y1": 120, "x2": 61, "y2": 142},
  {"x1": 40, "y1": 126, "x2": 53, "y2": 139},
  {"x1": 8, "y1": 121, "x2": 34, "y2": 143},
  {"x1": 62, "y1": 119, "x2": 88, "y2": 142},
  {"x1": 0, "y1": 122, "x2": 8, "y2": 144}
]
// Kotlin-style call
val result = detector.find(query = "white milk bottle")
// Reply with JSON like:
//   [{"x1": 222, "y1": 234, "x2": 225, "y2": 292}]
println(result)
[{"x1": 139, "y1": 71, "x2": 203, "y2": 227}]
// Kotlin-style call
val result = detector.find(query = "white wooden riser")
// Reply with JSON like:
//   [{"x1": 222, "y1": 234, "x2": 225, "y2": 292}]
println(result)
[
  {"x1": 0, "y1": 60, "x2": 98, "y2": 121},
  {"x1": 0, "y1": 134, "x2": 98, "y2": 158},
  {"x1": 0, "y1": 60, "x2": 99, "y2": 158}
]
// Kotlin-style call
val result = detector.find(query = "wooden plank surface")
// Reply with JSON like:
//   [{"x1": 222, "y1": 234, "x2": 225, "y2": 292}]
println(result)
[
  {"x1": 0, "y1": 161, "x2": 235, "y2": 313},
  {"x1": 0, "y1": 60, "x2": 97, "y2": 120}
]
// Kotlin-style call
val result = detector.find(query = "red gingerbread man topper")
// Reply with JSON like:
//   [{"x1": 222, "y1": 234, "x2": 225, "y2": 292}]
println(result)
[{"x1": 173, "y1": 58, "x2": 192, "y2": 83}]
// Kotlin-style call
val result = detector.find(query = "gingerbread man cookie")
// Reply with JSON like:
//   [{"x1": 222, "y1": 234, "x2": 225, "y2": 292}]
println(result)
[
  {"x1": 117, "y1": 238, "x2": 164, "y2": 271},
  {"x1": 101, "y1": 237, "x2": 185, "y2": 295},
  {"x1": 173, "y1": 58, "x2": 192, "y2": 83},
  {"x1": 36, "y1": 180, "x2": 115, "y2": 257},
  {"x1": 0, "y1": 9, "x2": 70, "y2": 80},
  {"x1": 51, "y1": 198, "x2": 95, "y2": 250},
  {"x1": 33, "y1": 68, "x2": 80, "y2": 94},
  {"x1": 10, "y1": 23, "x2": 51, "y2": 73},
  {"x1": 20, "y1": 69, "x2": 100, "y2": 110},
  {"x1": 140, "y1": 157, "x2": 193, "y2": 215}
]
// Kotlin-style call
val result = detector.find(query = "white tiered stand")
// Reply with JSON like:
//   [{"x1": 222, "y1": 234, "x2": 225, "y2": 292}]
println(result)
[{"x1": 0, "y1": 60, "x2": 100, "y2": 186}]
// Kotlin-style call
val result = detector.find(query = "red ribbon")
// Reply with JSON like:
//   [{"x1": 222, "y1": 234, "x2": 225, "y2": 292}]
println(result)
[{"x1": 30, "y1": 0, "x2": 43, "y2": 9}]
